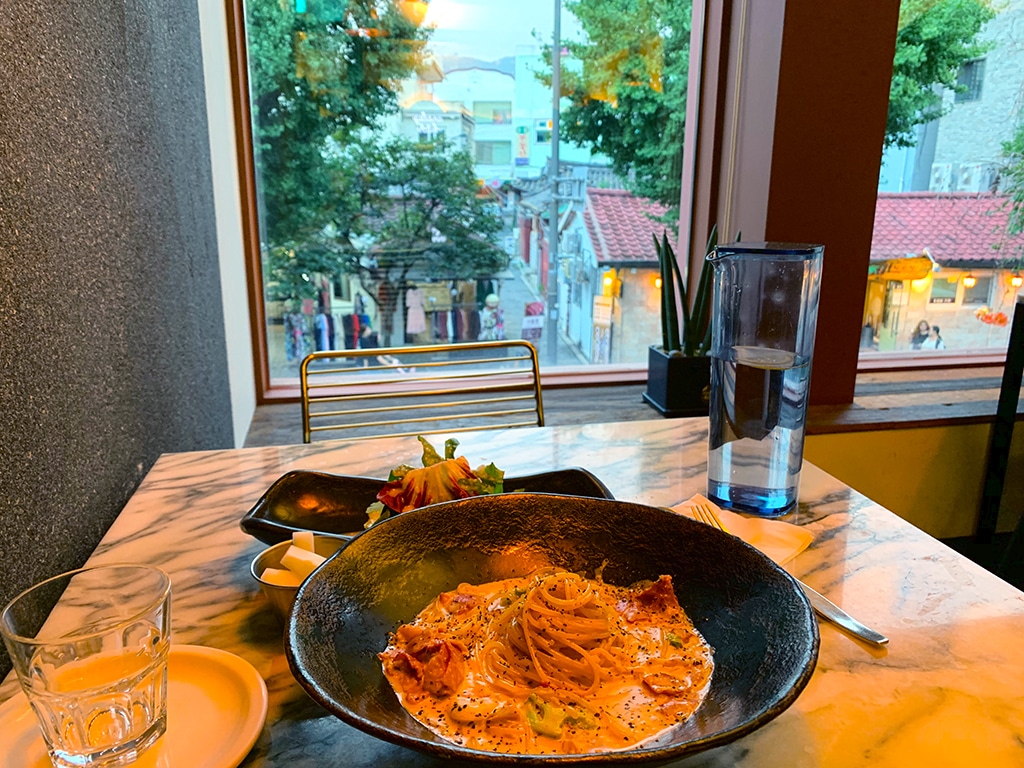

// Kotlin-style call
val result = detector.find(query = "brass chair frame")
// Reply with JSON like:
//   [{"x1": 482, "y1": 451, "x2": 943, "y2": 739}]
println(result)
[{"x1": 299, "y1": 340, "x2": 544, "y2": 443}]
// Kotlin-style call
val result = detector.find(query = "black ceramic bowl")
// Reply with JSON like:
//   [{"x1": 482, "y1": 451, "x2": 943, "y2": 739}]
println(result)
[
  {"x1": 241, "y1": 467, "x2": 614, "y2": 545},
  {"x1": 286, "y1": 494, "x2": 819, "y2": 765}
]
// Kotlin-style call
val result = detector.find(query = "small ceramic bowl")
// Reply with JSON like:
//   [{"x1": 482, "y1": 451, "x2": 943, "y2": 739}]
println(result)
[{"x1": 250, "y1": 534, "x2": 346, "y2": 622}]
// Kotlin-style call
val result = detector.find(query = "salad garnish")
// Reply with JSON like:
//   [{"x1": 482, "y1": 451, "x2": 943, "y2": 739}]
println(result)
[{"x1": 365, "y1": 437, "x2": 505, "y2": 528}]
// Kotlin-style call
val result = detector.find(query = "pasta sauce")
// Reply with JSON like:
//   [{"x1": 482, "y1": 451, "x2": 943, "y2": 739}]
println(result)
[{"x1": 379, "y1": 569, "x2": 714, "y2": 755}]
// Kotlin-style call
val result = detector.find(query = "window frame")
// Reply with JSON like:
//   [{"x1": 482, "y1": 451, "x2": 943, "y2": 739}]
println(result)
[
  {"x1": 961, "y1": 274, "x2": 993, "y2": 305},
  {"x1": 684, "y1": 0, "x2": 901, "y2": 406},
  {"x1": 955, "y1": 57, "x2": 985, "y2": 103},
  {"x1": 473, "y1": 100, "x2": 512, "y2": 125},
  {"x1": 227, "y1": 0, "x2": 915, "y2": 405},
  {"x1": 474, "y1": 140, "x2": 513, "y2": 165}
]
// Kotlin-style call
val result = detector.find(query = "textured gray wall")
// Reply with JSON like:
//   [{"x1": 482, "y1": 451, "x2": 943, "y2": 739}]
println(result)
[{"x1": 0, "y1": 0, "x2": 233, "y2": 674}]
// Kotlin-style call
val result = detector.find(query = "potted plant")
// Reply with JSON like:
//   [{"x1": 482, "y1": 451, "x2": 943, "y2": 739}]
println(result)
[{"x1": 643, "y1": 226, "x2": 717, "y2": 417}]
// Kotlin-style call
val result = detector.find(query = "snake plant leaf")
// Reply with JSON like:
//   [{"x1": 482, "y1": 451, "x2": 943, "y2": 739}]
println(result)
[
  {"x1": 656, "y1": 232, "x2": 682, "y2": 351},
  {"x1": 687, "y1": 224, "x2": 718, "y2": 356}
]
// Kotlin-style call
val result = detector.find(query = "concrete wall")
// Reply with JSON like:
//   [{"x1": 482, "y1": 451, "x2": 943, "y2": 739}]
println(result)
[
  {"x1": 933, "y1": 0, "x2": 1024, "y2": 170},
  {"x1": 806, "y1": 423, "x2": 1024, "y2": 540},
  {"x1": 0, "y1": 0, "x2": 235, "y2": 676}
]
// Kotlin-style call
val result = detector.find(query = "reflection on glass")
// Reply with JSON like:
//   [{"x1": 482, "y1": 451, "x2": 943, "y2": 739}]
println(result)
[{"x1": 241, "y1": 0, "x2": 693, "y2": 381}]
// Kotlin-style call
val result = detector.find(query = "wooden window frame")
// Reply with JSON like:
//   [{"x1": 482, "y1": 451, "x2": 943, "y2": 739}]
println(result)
[
  {"x1": 227, "y1": 0, "x2": 902, "y2": 405},
  {"x1": 226, "y1": 0, "x2": 272, "y2": 403},
  {"x1": 683, "y1": 0, "x2": 901, "y2": 406}
]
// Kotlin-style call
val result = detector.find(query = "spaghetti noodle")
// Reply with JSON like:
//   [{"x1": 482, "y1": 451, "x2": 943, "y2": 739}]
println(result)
[{"x1": 379, "y1": 569, "x2": 714, "y2": 755}]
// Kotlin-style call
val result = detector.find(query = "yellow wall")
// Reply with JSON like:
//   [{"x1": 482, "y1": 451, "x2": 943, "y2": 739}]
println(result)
[{"x1": 805, "y1": 424, "x2": 1024, "y2": 540}]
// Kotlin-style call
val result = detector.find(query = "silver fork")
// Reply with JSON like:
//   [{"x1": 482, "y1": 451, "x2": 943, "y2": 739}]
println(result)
[{"x1": 691, "y1": 503, "x2": 889, "y2": 647}]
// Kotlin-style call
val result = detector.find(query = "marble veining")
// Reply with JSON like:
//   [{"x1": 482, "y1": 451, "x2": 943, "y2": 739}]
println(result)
[{"x1": 3, "y1": 419, "x2": 1023, "y2": 766}]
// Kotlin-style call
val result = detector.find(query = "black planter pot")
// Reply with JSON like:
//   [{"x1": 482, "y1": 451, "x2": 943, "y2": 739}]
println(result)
[{"x1": 643, "y1": 346, "x2": 712, "y2": 418}]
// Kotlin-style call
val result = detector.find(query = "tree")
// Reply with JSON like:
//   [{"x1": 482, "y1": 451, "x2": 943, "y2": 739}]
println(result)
[
  {"x1": 245, "y1": 0, "x2": 430, "y2": 247},
  {"x1": 997, "y1": 121, "x2": 1024, "y2": 268},
  {"x1": 539, "y1": 0, "x2": 691, "y2": 215},
  {"x1": 542, "y1": 0, "x2": 994, "y2": 214},
  {"x1": 886, "y1": 0, "x2": 995, "y2": 149},
  {"x1": 313, "y1": 135, "x2": 509, "y2": 343}
]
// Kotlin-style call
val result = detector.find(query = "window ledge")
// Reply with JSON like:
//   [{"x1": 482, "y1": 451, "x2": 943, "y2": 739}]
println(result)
[{"x1": 807, "y1": 365, "x2": 1020, "y2": 434}]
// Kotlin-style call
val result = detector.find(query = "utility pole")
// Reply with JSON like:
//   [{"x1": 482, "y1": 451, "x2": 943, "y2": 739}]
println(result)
[{"x1": 546, "y1": 0, "x2": 561, "y2": 364}]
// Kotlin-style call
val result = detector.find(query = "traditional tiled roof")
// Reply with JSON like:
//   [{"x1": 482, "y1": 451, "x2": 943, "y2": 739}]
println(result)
[
  {"x1": 582, "y1": 188, "x2": 669, "y2": 265},
  {"x1": 872, "y1": 193, "x2": 1024, "y2": 266}
]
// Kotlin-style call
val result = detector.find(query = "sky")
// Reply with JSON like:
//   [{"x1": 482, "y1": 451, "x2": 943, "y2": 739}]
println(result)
[{"x1": 422, "y1": 0, "x2": 581, "y2": 61}]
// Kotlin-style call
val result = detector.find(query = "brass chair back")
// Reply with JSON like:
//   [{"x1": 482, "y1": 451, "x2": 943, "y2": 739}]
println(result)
[{"x1": 299, "y1": 340, "x2": 544, "y2": 443}]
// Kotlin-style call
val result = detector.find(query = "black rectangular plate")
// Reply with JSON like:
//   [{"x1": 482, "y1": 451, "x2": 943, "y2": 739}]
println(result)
[{"x1": 240, "y1": 467, "x2": 615, "y2": 545}]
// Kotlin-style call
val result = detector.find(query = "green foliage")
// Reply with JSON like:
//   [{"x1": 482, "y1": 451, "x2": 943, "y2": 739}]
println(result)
[
  {"x1": 262, "y1": 134, "x2": 507, "y2": 325},
  {"x1": 311, "y1": 134, "x2": 507, "y2": 338},
  {"x1": 323, "y1": 134, "x2": 506, "y2": 272},
  {"x1": 263, "y1": 244, "x2": 339, "y2": 303},
  {"x1": 656, "y1": 226, "x2": 716, "y2": 356},
  {"x1": 245, "y1": 0, "x2": 429, "y2": 245},
  {"x1": 999, "y1": 122, "x2": 1024, "y2": 260},
  {"x1": 538, "y1": 0, "x2": 691, "y2": 216},
  {"x1": 886, "y1": 0, "x2": 995, "y2": 149},
  {"x1": 543, "y1": 0, "x2": 994, "y2": 214}
]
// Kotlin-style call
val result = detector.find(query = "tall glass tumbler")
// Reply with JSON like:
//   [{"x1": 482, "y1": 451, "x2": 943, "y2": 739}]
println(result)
[
  {"x1": 706, "y1": 242, "x2": 824, "y2": 516},
  {"x1": 0, "y1": 564, "x2": 171, "y2": 768}
]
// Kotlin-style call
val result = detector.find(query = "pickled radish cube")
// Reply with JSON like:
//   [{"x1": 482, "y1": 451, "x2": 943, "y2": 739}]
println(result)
[
  {"x1": 280, "y1": 546, "x2": 326, "y2": 580},
  {"x1": 261, "y1": 567, "x2": 303, "y2": 587},
  {"x1": 292, "y1": 530, "x2": 316, "y2": 552}
]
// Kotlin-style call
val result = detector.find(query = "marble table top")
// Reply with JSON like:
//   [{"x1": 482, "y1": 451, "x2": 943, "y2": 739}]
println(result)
[{"x1": 3, "y1": 418, "x2": 1023, "y2": 766}]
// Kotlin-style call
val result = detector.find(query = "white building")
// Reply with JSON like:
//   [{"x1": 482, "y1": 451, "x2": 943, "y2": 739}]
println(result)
[{"x1": 389, "y1": 49, "x2": 607, "y2": 188}]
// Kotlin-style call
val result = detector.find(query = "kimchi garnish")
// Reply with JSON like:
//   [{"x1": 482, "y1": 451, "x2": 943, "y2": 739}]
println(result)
[{"x1": 372, "y1": 436, "x2": 505, "y2": 517}]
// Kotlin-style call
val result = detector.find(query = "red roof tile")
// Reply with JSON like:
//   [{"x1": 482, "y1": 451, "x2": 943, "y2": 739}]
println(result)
[
  {"x1": 582, "y1": 188, "x2": 669, "y2": 264},
  {"x1": 872, "y1": 193, "x2": 1024, "y2": 266}
]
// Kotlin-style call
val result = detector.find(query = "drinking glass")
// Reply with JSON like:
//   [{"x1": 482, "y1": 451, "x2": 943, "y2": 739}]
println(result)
[
  {"x1": 706, "y1": 242, "x2": 824, "y2": 516},
  {"x1": 0, "y1": 564, "x2": 172, "y2": 768}
]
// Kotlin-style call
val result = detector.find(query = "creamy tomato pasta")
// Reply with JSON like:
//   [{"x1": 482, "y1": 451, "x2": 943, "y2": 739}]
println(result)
[{"x1": 379, "y1": 569, "x2": 714, "y2": 755}]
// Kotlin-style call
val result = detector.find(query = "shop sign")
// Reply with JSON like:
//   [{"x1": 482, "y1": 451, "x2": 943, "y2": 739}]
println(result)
[
  {"x1": 871, "y1": 256, "x2": 933, "y2": 281},
  {"x1": 515, "y1": 125, "x2": 530, "y2": 166}
]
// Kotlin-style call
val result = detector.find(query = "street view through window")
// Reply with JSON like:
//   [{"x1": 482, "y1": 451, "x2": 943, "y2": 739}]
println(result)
[
  {"x1": 867, "y1": 0, "x2": 1024, "y2": 358},
  {"x1": 242, "y1": 0, "x2": 1024, "y2": 385},
  {"x1": 244, "y1": 0, "x2": 689, "y2": 381}
]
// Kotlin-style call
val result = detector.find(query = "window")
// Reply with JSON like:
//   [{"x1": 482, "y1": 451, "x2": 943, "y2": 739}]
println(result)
[
  {"x1": 929, "y1": 276, "x2": 958, "y2": 304},
  {"x1": 861, "y1": 1, "x2": 1020, "y2": 363},
  {"x1": 685, "y1": 2, "x2": 905, "y2": 404},
  {"x1": 473, "y1": 101, "x2": 511, "y2": 124},
  {"x1": 955, "y1": 58, "x2": 985, "y2": 103},
  {"x1": 962, "y1": 274, "x2": 992, "y2": 304},
  {"x1": 232, "y1": 0, "x2": 694, "y2": 395},
  {"x1": 535, "y1": 119, "x2": 552, "y2": 145},
  {"x1": 474, "y1": 141, "x2": 512, "y2": 165}
]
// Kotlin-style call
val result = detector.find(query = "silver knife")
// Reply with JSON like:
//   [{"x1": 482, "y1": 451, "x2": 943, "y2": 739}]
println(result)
[{"x1": 799, "y1": 580, "x2": 889, "y2": 647}]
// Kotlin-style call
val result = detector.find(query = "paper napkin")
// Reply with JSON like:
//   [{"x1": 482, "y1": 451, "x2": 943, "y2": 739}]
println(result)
[{"x1": 672, "y1": 494, "x2": 813, "y2": 565}]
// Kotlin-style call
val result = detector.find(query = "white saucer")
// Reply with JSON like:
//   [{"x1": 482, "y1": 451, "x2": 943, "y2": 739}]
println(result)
[{"x1": 0, "y1": 645, "x2": 268, "y2": 768}]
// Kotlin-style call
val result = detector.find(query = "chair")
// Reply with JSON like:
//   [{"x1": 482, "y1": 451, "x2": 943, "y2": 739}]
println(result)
[
  {"x1": 976, "y1": 295, "x2": 1024, "y2": 578},
  {"x1": 300, "y1": 340, "x2": 544, "y2": 443}
]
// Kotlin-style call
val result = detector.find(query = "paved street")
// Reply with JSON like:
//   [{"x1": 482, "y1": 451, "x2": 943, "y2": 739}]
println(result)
[{"x1": 497, "y1": 257, "x2": 588, "y2": 367}]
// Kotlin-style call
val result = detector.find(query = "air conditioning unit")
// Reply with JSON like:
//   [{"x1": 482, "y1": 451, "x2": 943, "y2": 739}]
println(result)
[
  {"x1": 956, "y1": 162, "x2": 996, "y2": 193},
  {"x1": 930, "y1": 163, "x2": 953, "y2": 192}
]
